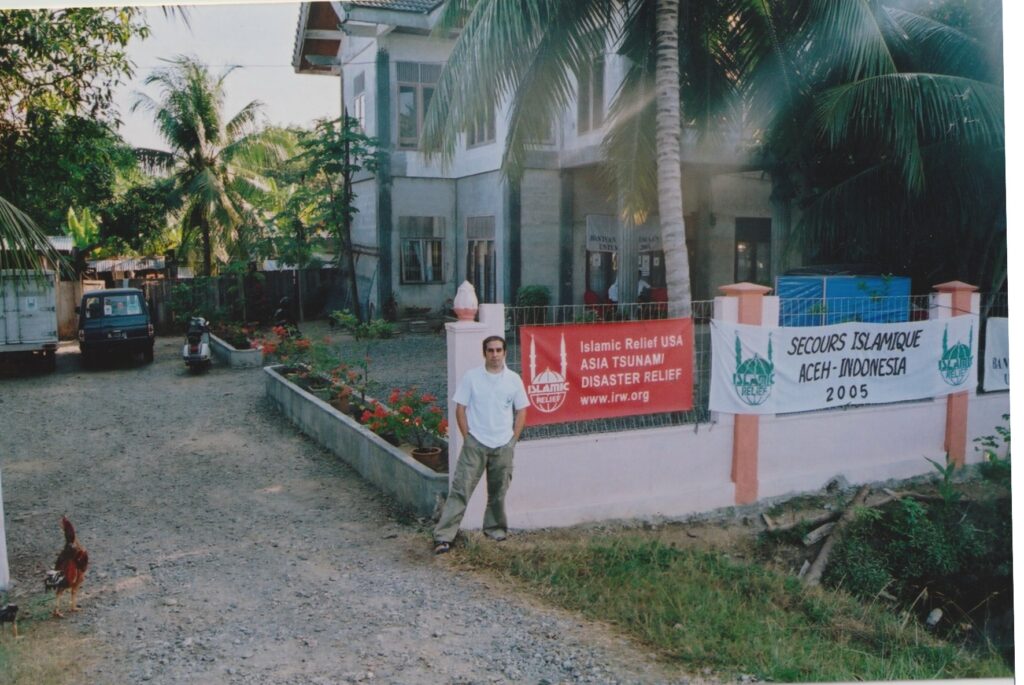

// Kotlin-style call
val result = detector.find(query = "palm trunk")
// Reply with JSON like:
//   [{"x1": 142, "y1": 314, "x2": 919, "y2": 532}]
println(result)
[{"x1": 655, "y1": 0, "x2": 692, "y2": 318}]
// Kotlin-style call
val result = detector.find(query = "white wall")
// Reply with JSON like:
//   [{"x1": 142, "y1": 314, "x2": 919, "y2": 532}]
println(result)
[
  {"x1": 454, "y1": 390, "x2": 1009, "y2": 530},
  {"x1": 451, "y1": 307, "x2": 1010, "y2": 529}
]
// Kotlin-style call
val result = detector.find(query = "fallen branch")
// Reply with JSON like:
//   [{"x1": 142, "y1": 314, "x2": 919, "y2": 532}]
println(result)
[
  {"x1": 768, "y1": 510, "x2": 841, "y2": 534},
  {"x1": 802, "y1": 522, "x2": 836, "y2": 547},
  {"x1": 881, "y1": 488, "x2": 945, "y2": 504},
  {"x1": 803, "y1": 485, "x2": 871, "y2": 587}
]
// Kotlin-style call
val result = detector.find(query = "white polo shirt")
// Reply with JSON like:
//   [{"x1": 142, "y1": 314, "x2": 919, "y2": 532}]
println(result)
[{"x1": 453, "y1": 365, "x2": 530, "y2": 448}]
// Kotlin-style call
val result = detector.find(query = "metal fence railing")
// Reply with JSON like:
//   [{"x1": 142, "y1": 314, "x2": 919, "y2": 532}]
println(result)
[{"x1": 500, "y1": 292, "x2": 1007, "y2": 439}]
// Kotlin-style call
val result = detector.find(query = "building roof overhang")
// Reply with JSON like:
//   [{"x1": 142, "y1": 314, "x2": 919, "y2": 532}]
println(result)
[{"x1": 293, "y1": 0, "x2": 446, "y2": 74}]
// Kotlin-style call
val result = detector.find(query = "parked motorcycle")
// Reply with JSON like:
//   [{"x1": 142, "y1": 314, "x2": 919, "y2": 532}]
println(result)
[{"x1": 183, "y1": 316, "x2": 212, "y2": 372}]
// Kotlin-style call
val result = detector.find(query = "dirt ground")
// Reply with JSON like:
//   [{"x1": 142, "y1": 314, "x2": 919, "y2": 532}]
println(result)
[{"x1": 0, "y1": 335, "x2": 708, "y2": 685}]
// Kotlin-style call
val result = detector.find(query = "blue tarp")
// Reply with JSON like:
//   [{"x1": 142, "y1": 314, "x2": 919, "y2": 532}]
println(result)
[{"x1": 776, "y1": 275, "x2": 912, "y2": 326}]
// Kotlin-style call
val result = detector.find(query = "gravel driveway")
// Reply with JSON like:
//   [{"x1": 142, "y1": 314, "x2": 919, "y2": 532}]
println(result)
[{"x1": 0, "y1": 333, "x2": 687, "y2": 684}]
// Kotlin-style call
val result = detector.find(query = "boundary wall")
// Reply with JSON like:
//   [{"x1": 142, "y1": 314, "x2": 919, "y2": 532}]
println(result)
[{"x1": 449, "y1": 283, "x2": 1009, "y2": 530}]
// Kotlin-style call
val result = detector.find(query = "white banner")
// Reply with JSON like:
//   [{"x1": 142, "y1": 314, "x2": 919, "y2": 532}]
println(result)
[
  {"x1": 983, "y1": 317, "x2": 1009, "y2": 391},
  {"x1": 710, "y1": 316, "x2": 978, "y2": 415}
]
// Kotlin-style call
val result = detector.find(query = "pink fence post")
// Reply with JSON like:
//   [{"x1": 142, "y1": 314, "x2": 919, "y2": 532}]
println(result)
[
  {"x1": 718, "y1": 282, "x2": 773, "y2": 504},
  {"x1": 933, "y1": 280, "x2": 979, "y2": 468}
]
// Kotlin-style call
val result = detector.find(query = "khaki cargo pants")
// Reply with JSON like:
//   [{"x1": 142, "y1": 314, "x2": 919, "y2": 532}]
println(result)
[{"x1": 433, "y1": 433, "x2": 515, "y2": 543}]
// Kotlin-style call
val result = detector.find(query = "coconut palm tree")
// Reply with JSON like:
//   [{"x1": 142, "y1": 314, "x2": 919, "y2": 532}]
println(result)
[
  {"x1": 423, "y1": 0, "x2": 751, "y2": 315},
  {"x1": 740, "y1": 0, "x2": 1005, "y2": 292},
  {"x1": 133, "y1": 56, "x2": 290, "y2": 276}
]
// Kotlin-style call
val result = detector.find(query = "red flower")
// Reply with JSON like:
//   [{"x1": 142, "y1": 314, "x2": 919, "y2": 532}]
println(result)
[
  {"x1": 389, "y1": 389, "x2": 401, "y2": 404},
  {"x1": 400, "y1": 405, "x2": 414, "y2": 416},
  {"x1": 421, "y1": 393, "x2": 437, "y2": 403},
  {"x1": 360, "y1": 410, "x2": 372, "y2": 422}
]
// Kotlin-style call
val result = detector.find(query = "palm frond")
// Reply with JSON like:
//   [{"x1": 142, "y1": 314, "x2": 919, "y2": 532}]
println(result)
[
  {"x1": 423, "y1": 0, "x2": 613, "y2": 176},
  {"x1": 804, "y1": 0, "x2": 898, "y2": 83},
  {"x1": 434, "y1": 0, "x2": 478, "y2": 34},
  {"x1": 0, "y1": 195, "x2": 66, "y2": 273},
  {"x1": 224, "y1": 99, "x2": 264, "y2": 140},
  {"x1": 883, "y1": 7, "x2": 991, "y2": 80},
  {"x1": 602, "y1": 60, "x2": 657, "y2": 221},
  {"x1": 815, "y1": 73, "x2": 1003, "y2": 192}
]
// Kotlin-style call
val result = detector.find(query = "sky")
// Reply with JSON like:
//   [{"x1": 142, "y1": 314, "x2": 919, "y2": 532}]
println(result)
[{"x1": 113, "y1": 3, "x2": 341, "y2": 150}]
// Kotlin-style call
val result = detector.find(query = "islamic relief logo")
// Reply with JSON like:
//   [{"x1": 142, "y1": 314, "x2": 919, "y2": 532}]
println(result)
[
  {"x1": 732, "y1": 333, "x2": 775, "y2": 406},
  {"x1": 527, "y1": 334, "x2": 570, "y2": 413},
  {"x1": 938, "y1": 323, "x2": 974, "y2": 386}
]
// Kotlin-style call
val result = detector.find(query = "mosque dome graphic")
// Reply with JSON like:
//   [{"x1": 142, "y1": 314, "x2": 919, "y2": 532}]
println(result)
[
  {"x1": 732, "y1": 333, "x2": 775, "y2": 406},
  {"x1": 527, "y1": 334, "x2": 570, "y2": 413},
  {"x1": 938, "y1": 323, "x2": 973, "y2": 386}
]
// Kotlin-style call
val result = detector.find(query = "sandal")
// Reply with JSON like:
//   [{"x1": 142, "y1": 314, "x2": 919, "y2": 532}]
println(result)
[{"x1": 433, "y1": 541, "x2": 451, "y2": 555}]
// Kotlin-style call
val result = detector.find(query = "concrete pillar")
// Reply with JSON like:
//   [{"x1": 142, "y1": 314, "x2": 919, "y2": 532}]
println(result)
[
  {"x1": 0, "y1": 469, "x2": 8, "y2": 592},
  {"x1": 445, "y1": 300, "x2": 505, "y2": 482},
  {"x1": 932, "y1": 281, "x2": 979, "y2": 467},
  {"x1": 717, "y1": 282, "x2": 774, "y2": 504}
]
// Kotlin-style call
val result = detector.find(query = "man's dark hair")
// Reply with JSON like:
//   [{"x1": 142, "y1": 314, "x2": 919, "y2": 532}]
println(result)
[{"x1": 482, "y1": 335, "x2": 506, "y2": 355}]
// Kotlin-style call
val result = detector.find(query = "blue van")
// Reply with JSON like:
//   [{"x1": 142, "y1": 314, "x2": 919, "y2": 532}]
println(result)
[{"x1": 77, "y1": 288, "x2": 155, "y2": 366}]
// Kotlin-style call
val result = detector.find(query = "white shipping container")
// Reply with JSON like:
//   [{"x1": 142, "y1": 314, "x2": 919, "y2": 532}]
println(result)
[{"x1": 1, "y1": 270, "x2": 59, "y2": 368}]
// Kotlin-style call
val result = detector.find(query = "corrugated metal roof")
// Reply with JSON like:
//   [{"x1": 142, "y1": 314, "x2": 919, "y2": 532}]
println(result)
[
  {"x1": 88, "y1": 256, "x2": 166, "y2": 273},
  {"x1": 347, "y1": 0, "x2": 443, "y2": 13},
  {"x1": 48, "y1": 236, "x2": 74, "y2": 252}
]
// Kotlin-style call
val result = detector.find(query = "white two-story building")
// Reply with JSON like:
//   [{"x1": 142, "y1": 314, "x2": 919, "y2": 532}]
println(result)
[{"x1": 293, "y1": 0, "x2": 791, "y2": 316}]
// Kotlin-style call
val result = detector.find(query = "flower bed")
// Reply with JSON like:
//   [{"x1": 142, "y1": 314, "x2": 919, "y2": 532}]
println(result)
[{"x1": 264, "y1": 364, "x2": 449, "y2": 518}]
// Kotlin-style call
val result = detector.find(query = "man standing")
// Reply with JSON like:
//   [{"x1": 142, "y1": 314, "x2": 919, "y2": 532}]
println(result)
[{"x1": 433, "y1": 335, "x2": 529, "y2": 554}]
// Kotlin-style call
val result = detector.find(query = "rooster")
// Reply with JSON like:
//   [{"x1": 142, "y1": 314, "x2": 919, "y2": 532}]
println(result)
[{"x1": 44, "y1": 516, "x2": 89, "y2": 617}]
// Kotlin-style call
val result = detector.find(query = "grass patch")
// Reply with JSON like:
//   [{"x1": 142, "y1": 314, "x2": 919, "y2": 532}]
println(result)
[
  {"x1": 456, "y1": 534, "x2": 1011, "y2": 682},
  {"x1": 0, "y1": 593, "x2": 97, "y2": 685}
]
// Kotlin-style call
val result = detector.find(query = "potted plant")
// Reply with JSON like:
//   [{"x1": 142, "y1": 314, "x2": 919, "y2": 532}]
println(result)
[
  {"x1": 361, "y1": 388, "x2": 449, "y2": 471},
  {"x1": 329, "y1": 383, "x2": 352, "y2": 413}
]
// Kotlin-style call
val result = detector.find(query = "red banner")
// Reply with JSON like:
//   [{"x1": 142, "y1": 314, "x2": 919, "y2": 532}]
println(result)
[{"x1": 520, "y1": 319, "x2": 693, "y2": 426}]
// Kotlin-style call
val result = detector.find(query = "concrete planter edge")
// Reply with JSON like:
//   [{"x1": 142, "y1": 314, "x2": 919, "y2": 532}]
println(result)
[
  {"x1": 210, "y1": 333, "x2": 264, "y2": 369},
  {"x1": 264, "y1": 364, "x2": 449, "y2": 518}
]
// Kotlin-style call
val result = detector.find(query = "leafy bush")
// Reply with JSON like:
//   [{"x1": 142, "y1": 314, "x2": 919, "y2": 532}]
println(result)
[
  {"x1": 330, "y1": 309, "x2": 395, "y2": 340},
  {"x1": 975, "y1": 414, "x2": 1010, "y2": 487},
  {"x1": 515, "y1": 284, "x2": 551, "y2": 307},
  {"x1": 214, "y1": 322, "x2": 252, "y2": 350}
]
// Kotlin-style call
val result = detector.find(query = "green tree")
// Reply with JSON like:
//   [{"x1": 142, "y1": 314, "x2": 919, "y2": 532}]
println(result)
[
  {"x1": 424, "y1": 0, "x2": 1005, "y2": 302},
  {"x1": 293, "y1": 116, "x2": 379, "y2": 321},
  {"x1": 133, "y1": 56, "x2": 290, "y2": 276},
  {"x1": 742, "y1": 0, "x2": 1005, "y2": 293},
  {"x1": 3, "y1": 115, "x2": 139, "y2": 232},
  {"x1": 421, "y1": 0, "x2": 745, "y2": 313},
  {"x1": 0, "y1": 7, "x2": 150, "y2": 272},
  {"x1": 99, "y1": 175, "x2": 181, "y2": 255}
]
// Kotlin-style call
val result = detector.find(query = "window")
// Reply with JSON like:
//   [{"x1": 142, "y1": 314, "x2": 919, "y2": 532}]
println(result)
[
  {"x1": 83, "y1": 293, "x2": 143, "y2": 319},
  {"x1": 397, "y1": 61, "x2": 441, "y2": 149},
  {"x1": 466, "y1": 102, "x2": 496, "y2": 148},
  {"x1": 466, "y1": 216, "x2": 496, "y2": 303},
  {"x1": 576, "y1": 56, "x2": 604, "y2": 134},
  {"x1": 734, "y1": 217, "x2": 772, "y2": 285},
  {"x1": 400, "y1": 217, "x2": 445, "y2": 283},
  {"x1": 352, "y1": 72, "x2": 366, "y2": 131}
]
